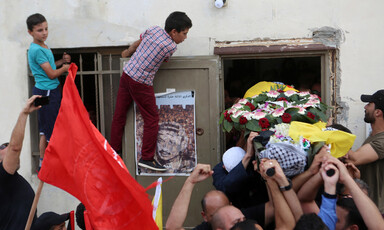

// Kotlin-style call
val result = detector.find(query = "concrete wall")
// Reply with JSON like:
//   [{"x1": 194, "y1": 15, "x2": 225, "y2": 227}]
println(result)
[{"x1": 1, "y1": 0, "x2": 383, "y2": 219}]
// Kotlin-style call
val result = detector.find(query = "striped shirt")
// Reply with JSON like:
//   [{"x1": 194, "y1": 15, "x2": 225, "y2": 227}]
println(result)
[{"x1": 123, "y1": 26, "x2": 177, "y2": 86}]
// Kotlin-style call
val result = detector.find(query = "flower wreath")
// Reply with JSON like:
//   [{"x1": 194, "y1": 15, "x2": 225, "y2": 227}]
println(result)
[{"x1": 220, "y1": 84, "x2": 329, "y2": 135}]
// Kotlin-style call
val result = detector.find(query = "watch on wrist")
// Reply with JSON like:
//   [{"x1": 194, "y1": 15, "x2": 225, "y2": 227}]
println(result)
[{"x1": 279, "y1": 178, "x2": 292, "y2": 191}]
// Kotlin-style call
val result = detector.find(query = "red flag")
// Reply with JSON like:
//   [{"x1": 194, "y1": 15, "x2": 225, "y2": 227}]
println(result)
[
  {"x1": 84, "y1": 211, "x2": 93, "y2": 230},
  {"x1": 38, "y1": 64, "x2": 158, "y2": 230},
  {"x1": 69, "y1": 210, "x2": 75, "y2": 230}
]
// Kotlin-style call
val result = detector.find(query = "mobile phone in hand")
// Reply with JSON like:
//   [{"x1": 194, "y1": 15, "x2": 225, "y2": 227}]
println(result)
[{"x1": 34, "y1": 96, "x2": 50, "y2": 106}]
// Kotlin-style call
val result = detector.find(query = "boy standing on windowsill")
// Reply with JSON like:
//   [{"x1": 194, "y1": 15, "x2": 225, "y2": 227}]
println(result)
[
  {"x1": 110, "y1": 11, "x2": 192, "y2": 171},
  {"x1": 27, "y1": 13, "x2": 71, "y2": 169}
]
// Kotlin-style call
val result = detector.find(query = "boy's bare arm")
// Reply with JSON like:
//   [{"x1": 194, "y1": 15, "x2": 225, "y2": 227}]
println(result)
[
  {"x1": 121, "y1": 39, "x2": 141, "y2": 58},
  {"x1": 40, "y1": 62, "x2": 70, "y2": 80}
]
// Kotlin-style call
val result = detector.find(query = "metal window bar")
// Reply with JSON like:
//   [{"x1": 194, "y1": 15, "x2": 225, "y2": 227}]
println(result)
[
  {"x1": 97, "y1": 53, "x2": 104, "y2": 135},
  {"x1": 79, "y1": 54, "x2": 84, "y2": 101},
  {"x1": 109, "y1": 54, "x2": 115, "y2": 117}
]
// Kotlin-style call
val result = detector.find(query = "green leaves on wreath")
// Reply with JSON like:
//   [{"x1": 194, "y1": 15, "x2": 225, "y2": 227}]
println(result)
[
  {"x1": 223, "y1": 119, "x2": 233, "y2": 132},
  {"x1": 252, "y1": 94, "x2": 268, "y2": 104},
  {"x1": 246, "y1": 119, "x2": 262, "y2": 132},
  {"x1": 219, "y1": 112, "x2": 225, "y2": 124},
  {"x1": 308, "y1": 107, "x2": 328, "y2": 122}
]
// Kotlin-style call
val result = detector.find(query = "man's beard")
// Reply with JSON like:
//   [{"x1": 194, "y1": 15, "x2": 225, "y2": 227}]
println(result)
[{"x1": 364, "y1": 111, "x2": 375, "y2": 124}]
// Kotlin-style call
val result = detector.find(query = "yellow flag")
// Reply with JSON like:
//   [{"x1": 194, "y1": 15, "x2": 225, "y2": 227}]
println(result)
[
  {"x1": 243, "y1": 81, "x2": 298, "y2": 98},
  {"x1": 152, "y1": 177, "x2": 163, "y2": 230},
  {"x1": 289, "y1": 121, "x2": 356, "y2": 158}
]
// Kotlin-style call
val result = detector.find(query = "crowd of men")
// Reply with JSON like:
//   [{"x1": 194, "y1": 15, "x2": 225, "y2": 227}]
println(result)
[
  {"x1": 1, "y1": 89, "x2": 384, "y2": 230},
  {"x1": 165, "y1": 89, "x2": 384, "y2": 230}
]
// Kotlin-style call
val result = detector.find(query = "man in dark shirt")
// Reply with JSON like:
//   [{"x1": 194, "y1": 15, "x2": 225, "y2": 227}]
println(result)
[{"x1": 0, "y1": 95, "x2": 41, "y2": 229}]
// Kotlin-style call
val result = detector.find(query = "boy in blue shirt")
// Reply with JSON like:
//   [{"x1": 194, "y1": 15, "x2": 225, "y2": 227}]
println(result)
[{"x1": 26, "y1": 13, "x2": 71, "y2": 169}]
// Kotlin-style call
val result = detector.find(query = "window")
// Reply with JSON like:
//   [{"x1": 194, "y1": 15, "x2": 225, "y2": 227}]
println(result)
[{"x1": 28, "y1": 46, "x2": 124, "y2": 173}]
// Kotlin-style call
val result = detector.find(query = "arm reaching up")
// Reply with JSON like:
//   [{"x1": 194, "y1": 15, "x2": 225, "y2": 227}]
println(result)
[
  {"x1": 242, "y1": 132, "x2": 258, "y2": 169},
  {"x1": 317, "y1": 161, "x2": 339, "y2": 230},
  {"x1": 293, "y1": 145, "x2": 330, "y2": 192},
  {"x1": 326, "y1": 157, "x2": 384, "y2": 230},
  {"x1": 165, "y1": 164, "x2": 213, "y2": 230},
  {"x1": 263, "y1": 159, "x2": 303, "y2": 222},
  {"x1": 260, "y1": 159, "x2": 297, "y2": 229},
  {"x1": 2, "y1": 96, "x2": 41, "y2": 174}
]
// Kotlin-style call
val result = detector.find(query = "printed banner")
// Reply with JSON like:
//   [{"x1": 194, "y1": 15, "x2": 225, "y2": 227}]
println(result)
[{"x1": 135, "y1": 91, "x2": 197, "y2": 175}]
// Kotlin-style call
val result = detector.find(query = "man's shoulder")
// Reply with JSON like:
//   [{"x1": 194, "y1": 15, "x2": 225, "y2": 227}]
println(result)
[
  {"x1": 373, "y1": 131, "x2": 384, "y2": 138},
  {"x1": 362, "y1": 131, "x2": 384, "y2": 158},
  {"x1": 365, "y1": 131, "x2": 384, "y2": 144}
]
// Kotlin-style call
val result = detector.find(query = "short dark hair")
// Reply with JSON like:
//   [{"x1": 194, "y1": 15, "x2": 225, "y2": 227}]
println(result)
[
  {"x1": 230, "y1": 219, "x2": 260, "y2": 230},
  {"x1": 75, "y1": 203, "x2": 86, "y2": 230},
  {"x1": 329, "y1": 124, "x2": 352, "y2": 134},
  {"x1": 26, "y1": 13, "x2": 46, "y2": 31},
  {"x1": 164, "y1": 11, "x2": 192, "y2": 33},
  {"x1": 294, "y1": 213, "x2": 329, "y2": 230},
  {"x1": 337, "y1": 198, "x2": 367, "y2": 230},
  {"x1": 201, "y1": 196, "x2": 207, "y2": 212}
]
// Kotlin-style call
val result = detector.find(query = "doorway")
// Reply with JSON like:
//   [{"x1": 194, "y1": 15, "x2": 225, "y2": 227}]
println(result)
[{"x1": 219, "y1": 45, "x2": 337, "y2": 151}]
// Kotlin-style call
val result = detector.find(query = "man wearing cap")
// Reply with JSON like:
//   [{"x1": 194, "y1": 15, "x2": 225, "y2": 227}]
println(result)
[
  {"x1": 0, "y1": 95, "x2": 41, "y2": 229},
  {"x1": 31, "y1": 211, "x2": 70, "y2": 230},
  {"x1": 347, "y1": 90, "x2": 384, "y2": 213}
]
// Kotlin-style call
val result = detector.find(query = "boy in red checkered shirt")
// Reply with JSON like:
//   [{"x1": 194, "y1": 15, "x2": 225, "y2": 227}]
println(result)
[{"x1": 111, "y1": 11, "x2": 192, "y2": 171}]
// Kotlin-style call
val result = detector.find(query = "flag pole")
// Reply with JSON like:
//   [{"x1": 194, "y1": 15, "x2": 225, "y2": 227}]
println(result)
[{"x1": 25, "y1": 180, "x2": 44, "y2": 230}]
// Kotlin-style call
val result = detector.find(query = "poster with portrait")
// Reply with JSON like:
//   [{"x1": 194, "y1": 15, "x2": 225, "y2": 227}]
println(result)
[{"x1": 135, "y1": 91, "x2": 196, "y2": 176}]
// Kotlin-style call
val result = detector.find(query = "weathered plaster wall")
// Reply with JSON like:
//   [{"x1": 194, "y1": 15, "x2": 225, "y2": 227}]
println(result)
[{"x1": 1, "y1": 0, "x2": 384, "y2": 218}]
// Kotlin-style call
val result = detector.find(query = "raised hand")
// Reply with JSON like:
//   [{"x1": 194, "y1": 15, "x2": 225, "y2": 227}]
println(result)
[
  {"x1": 309, "y1": 145, "x2": 331, "y2": 175},
  {"x1": 187, "y1": 163, "x2": 213, "y2": 184},
  {"x1": 63, "y1": 52, "x2": 71, "y2": 64},
  {"x1": 23, "y1": 95, "x2": 42, "y2": 114},
  {"x1": 345, "y1": 162, "x2": 360, "y2": 179}
]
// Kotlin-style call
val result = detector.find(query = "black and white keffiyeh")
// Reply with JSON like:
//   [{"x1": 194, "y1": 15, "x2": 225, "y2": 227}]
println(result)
[{"x1": 259, "y1": 142, "x2": 307, "y2": 177}]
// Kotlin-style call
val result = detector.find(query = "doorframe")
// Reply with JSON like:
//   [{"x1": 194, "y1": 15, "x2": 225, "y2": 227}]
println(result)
[{"x1": 214, "y1": 41, "x2": 339, "y2": 124}]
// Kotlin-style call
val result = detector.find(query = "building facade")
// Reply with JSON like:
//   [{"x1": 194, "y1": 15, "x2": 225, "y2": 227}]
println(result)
[{"x1": 1, "y1": 0, "x2": 383, "y2": 227}]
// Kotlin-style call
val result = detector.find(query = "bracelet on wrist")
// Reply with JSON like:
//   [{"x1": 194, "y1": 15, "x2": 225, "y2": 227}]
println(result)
[
  {"x1": 323, "y1": 191, "x2": 337, "y2": 199},
  {"x1": 279, "y1": 178, "x2": 292, "y2": 191}
]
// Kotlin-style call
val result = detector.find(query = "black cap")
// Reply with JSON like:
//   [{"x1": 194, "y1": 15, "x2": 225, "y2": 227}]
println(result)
[
  {"x1": 31, "y1": 212, "x2": 70, "y2": 230},
  {"x1": 361, "y1": 90, "x2": 384, "y2": 111}
]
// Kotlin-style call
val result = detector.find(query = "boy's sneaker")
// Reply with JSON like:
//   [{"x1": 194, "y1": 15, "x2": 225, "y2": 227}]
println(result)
[{"x1": 138, "y1": 159, "x2": 167, "y2": 171}]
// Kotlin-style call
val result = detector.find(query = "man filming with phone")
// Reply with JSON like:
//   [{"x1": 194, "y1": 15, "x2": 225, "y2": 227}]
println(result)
[{"x1": 0, "y1": 95, "x2": 41, "y2": 229}]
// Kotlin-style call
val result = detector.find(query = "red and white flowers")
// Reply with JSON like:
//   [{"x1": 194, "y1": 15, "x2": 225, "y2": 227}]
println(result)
[{"x1": 220, "y1": 85, "x2": 329, "y2": 133}]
